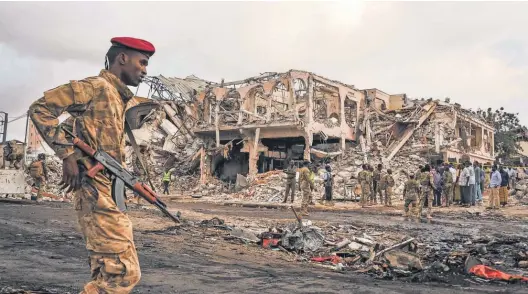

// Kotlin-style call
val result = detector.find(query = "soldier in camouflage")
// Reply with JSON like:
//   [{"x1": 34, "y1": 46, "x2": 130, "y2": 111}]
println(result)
[
  {"x1": 380, "y1": 169, "x2": 395, "y2": 206},
  {"x1": 28, "y1": 37, "x2": 156, "y2": 293},
  {"x1": 442, "y1": 163, "x2": 454, "y2": 207},
  {"x1": 418, "y1": 164, "x2": 435, "y2": 219},
  {"x1": 372, "y1": 164, "x2": 383, "y2": 204},
  {"x1": 357, "y1": 164, "x2": 370, "y2": 208},
  {"x1": 403, "y1": 174, "x2": 420, "y2": 218},
  {"x1": 298, "y1": 161, "x2": 314, "y2": 216}
]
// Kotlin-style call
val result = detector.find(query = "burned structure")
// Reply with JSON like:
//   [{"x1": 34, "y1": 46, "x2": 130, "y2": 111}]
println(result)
[{"x1": 141, "y1": 70, "x2": 496, "y2": 193}]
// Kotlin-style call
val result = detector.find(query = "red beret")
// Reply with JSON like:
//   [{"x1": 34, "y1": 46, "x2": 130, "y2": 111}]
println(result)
[{"x1": 110, "y1": 37, "x2": 155, "y2": 56}]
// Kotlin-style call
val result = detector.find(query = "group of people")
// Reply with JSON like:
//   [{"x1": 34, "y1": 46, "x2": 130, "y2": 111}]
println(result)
[
  {"x1": 357, "y1": 164, "x2": 395, "y2": 208},
  {"x1": 282, "y1": 161, "x2": 334, "y2": 216},
  {"x1": 401, "y1": 161, "x2": 518, "y2": 220}
]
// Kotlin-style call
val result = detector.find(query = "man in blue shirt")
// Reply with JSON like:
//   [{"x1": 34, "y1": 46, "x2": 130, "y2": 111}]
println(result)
[{"x1": 488, "y1": 165, "x2": 501, "y2": 209}]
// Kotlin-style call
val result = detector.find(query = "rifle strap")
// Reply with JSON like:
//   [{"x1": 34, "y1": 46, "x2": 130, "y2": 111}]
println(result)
[{"x1": 124, "y1": 121, "x2": 157, "y2": 192}]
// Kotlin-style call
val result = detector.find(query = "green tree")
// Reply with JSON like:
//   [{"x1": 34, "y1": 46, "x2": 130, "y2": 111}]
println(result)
[{"x1": 476, "y1": 107, "x2": 526, "y2": 159}]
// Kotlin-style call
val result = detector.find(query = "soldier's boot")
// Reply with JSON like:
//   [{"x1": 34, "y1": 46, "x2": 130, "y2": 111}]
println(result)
[{"x1": 282, "y1": 195, "x2": 287, "y2": 203}]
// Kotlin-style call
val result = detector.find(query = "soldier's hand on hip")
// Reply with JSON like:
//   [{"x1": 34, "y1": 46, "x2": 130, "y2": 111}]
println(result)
[{"x1": 60, "y1": 154, "x2": 81, "y2": 193}]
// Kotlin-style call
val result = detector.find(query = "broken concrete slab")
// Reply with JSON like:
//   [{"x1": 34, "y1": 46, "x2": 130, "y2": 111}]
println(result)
[
  {"x1": 230, "y1": 227, "x2": 260, "y2": 243},
  {"x1": 160, "y1": 119, "x2": 179, "y2": 136},
  {"x1": 384, "y1": 250, "x2": 423, "y2": 271}
]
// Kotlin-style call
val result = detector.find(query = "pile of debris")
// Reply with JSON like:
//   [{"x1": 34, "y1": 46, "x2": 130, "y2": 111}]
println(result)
[
  {"x1": 122, "y1": 101, "x2": 207, "y2": 193},
  {"x1": 194, "y1": 211, "x2": 528, "y2": 285}
]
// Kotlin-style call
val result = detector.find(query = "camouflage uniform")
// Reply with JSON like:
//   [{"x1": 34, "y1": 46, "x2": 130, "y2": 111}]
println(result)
[
  {"x1": 28, "y1": 159, "x2": 47, "y2": 200},
  {"x1": 442, "y1": 170, "x2": 453, "y2": 207},
  {"x1": 298, "y1": 167, "x2": 313, "y2": 214},
  {"x1": 6, "y1": 140, "x2": 24, "y2": 169},
  {"x1": 403, "y1": 179, "x2": 420, "y2": 218},
  {"x1": 380, "y1": 173, "x2": 395, "y2": 206},
  {"x1": 29, "y1": 70, "x2": 148, "y2": 293},
  {"x1": 372, "y1": 169, "x2": 382, "y2": 204},
  {"x1": 418, "y1": 171, "x2": 435, "y2": 219},
  {"x1": 358, "y1": 170, "x2": 370, "y2": 207}
]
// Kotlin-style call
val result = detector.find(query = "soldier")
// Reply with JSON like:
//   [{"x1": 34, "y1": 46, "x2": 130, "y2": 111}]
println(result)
[
  {"x1": 282, "y1": 161, "x2": 297, "y2": 203},
  {"x1": 380, "y1": 169, "x2": 395, "y2": 206},
  {"x1": 28, "y1": 153, "x2": 48, "y2": 201},
  {"x1": 298, "y1": 161, "x2": 314, "y2": 215},
  {"x1": 6, "y1": 140, "x2": 24, "y2": 169},
  {"x1": 418, "y1": 164, "x2": 435, "y2": 219},
  {"x1": 403, "y1": 174, "x2": 420, "y2": 218},
  {"x1": 372, "y1": 164, "x2": 383, "y2": 204},
  {"x1": 357, "y1": 164, "x2": 370, "y2": 208},
  {"x1": 442, "y1": 163, "x2": 454, "y2": 207},
  {"x1": 367, "y1": 165, "x2": 375, "y2": 205},
  {"x1": 28, "y1": 37, "x2": 155, "y2": 293}
]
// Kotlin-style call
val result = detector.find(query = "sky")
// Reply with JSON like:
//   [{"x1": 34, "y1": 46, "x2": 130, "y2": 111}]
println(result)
[{"x1": 0, "y1": 1, "x2": 527, "y2": 141}]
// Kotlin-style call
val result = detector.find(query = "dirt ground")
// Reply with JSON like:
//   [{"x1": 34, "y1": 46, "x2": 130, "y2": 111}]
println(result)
[{"x1": 0, "y1": 198, "x2": 527, "y2": 294}]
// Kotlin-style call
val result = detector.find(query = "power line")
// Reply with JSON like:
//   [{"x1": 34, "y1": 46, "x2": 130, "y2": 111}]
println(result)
[{"x1": 8, "y1": 112, "x2": 28, "y2": 123}]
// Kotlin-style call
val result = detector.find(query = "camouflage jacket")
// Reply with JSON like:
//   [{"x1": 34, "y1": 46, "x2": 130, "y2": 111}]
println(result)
[
  {"x1": 380, "y1": 173, "x2": 395, "y2": 189},
  {"x1": 358, "y1": 170, "x2": 369, "y2": 184},
  {"x1": 403, "y1": 179, "x2": 420, "y2": 200},
  {"x1": 419, "y1": 171, "x2": 435, "y2": 191},
  {"x1": 299, "y1": 167, "x2": 314, "y2": 189},
  {"x1": 29, "y1": 70, "x2": 148, "y2": 170},
  {"x1": 442, "y1": 170, "x2": 453, "y2": 187}
]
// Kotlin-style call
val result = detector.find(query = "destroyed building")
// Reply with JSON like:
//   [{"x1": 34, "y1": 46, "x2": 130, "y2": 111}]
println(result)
[{"x1": 143, "y1": 70, "x2": 495, "y2": 187}]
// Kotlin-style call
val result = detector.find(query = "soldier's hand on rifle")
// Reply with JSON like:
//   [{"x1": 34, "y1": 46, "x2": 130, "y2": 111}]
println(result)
[{"x1": 60, "y1": 154, "x2": 81, "y2": 193}]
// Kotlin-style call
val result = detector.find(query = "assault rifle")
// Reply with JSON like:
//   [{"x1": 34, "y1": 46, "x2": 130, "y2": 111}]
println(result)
[{"x1": 55, "y1": 127, "x2": 181, "y2": 224}]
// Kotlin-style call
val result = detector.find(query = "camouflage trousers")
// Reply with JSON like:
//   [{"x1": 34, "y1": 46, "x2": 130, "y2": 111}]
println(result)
[
  {"x1": 442, "y1": 185, "x2": 453, "y2": 206},
  {"x1": 382, "y1": 187, "x2": 392, "y2": 206},
  {"x1": 418, "y1": 189, "x2": 432, "y2": 218},
  {"x1": 403, "y1": 199, "x2": 417, "y2": 217},
  {"x1": 75, "y1": 174, "x2": 141, "y2": 293},
  {"x1": 360, "y1": 182, "x2": 369, "y2": 207},
  {"x1": 300, "y1": 184, "x2": 311, "y2": 214},
  {"x1": 33, "y1": 177, "x2": 45, "y2": 200}
]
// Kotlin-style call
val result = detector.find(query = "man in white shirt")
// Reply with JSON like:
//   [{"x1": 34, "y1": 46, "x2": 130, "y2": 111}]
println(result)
[
  {"x1": 468, "y1": 162, "x2": 476, "y2": 206},
  {"x1": 459, "y1": 163, "x2": 470, "y2": 206}
]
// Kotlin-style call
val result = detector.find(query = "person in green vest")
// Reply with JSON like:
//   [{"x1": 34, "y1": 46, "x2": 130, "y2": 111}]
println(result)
[{"x1": 162, "y1": 167, "x2": 173, "y2": 195}]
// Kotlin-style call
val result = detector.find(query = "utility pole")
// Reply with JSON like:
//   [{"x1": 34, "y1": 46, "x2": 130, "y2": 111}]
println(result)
[{"x1": 0, "y1": 112, "x2": 8, "y2": 143}]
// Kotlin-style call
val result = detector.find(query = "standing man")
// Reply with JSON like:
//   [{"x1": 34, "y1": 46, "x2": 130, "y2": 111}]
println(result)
[
  {"x1": 29, "y1": 37, "x2": 156, "y2": 293},
  {"x1": 322, "y1": 164, "x2": 334, "y2": 206},
  {"x1": 28, "y1": 153, "x2": 48, "y2": 201},
  {"x1": 380, "y1": 169, "x2": 395, "y2": 206},
  {"x1": 367, "y1": 165, "x2": 375, "y2": 205},
  {"x1": 162, "y1": 167, "x2": 172, "y2": 195},
  {"x1": 418, "y1": 164, "x2": 434, "y2": 219},
  {"x1": 282, "y1": 161, "x2": 297, "y2": 204},
  {"x1": 358, "y1": 164, "x2": 370, "y2": 208},
  {"x1": 442, "y1": 163, "x2": 453, "y2": 207},
  {"x1": 510, "y1": 166, "x2": 517, "y2": 191},
  {"x1": 499, "y1": 166, "x2": 510, "y2": 207},
  {"x1": 487, "y1": 165, "x2": 501, "y2": 210},
  {"x1": 432, "y1": 166, "x2": 443, "y2": 207},
  {"x1": 403, "y1": 174, "x2": 420, "y2": 218},
  {"x1": 459, "y1": 162, "x2": 470, "y2": 207},
  {"x1": 299, "y1": 161, "x2": 314, "y2": 215},
  {"x1": 372, "y1": 164, "x2": 383, "y2": 204},
  {"x1": 468, "y1": 161, "x2": 476, "y2": 206},
  {"x1": 473, "y1": 161, "x2": 482, "y2": 205}
]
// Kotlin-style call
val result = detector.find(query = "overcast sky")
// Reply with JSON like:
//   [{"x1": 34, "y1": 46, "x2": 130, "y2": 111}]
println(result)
[{"x1": 1, "y1": 1, "x2": 527, "y2": 141}]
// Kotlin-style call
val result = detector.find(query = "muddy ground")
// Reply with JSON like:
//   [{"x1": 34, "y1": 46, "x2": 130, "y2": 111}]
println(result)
[{"x1": 0, "y1": 199, "x2": 526, "y2": 293}]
